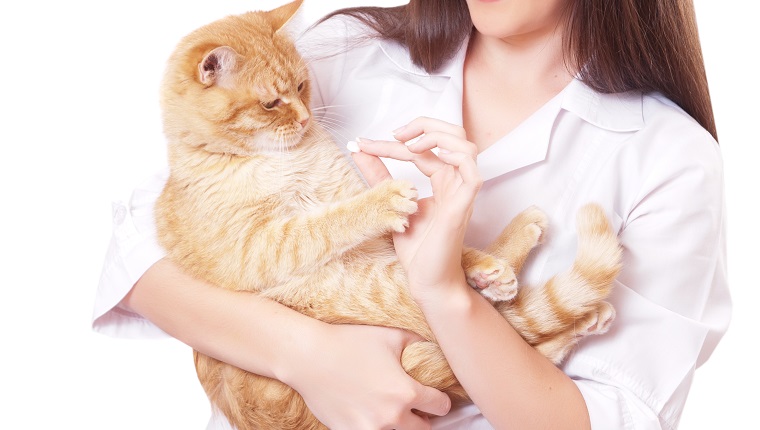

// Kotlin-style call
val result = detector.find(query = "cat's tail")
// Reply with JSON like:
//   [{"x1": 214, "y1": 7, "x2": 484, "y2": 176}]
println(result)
[{"x1": 498, "y1": 204, "x2": 622, "y2": 362}]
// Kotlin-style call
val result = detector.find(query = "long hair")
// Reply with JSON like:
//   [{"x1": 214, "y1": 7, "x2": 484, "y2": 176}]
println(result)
[{"x1": 319, "y1": 0, "x2": 717, "y2": 141}]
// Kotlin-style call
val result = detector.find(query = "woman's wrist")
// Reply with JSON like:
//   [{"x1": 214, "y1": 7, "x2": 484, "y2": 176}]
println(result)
[
  {"x1": 272, "y1": 314, "x2": 332, "y2": 387},
  {"x1": 411, "y1": 275, "x2": 477, "y2": 319}
]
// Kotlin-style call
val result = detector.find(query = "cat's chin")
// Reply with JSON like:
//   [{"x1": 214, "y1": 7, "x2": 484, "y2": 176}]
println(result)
[{"x1": 249, "y1": 129, "x2": 307, "y2": 152}]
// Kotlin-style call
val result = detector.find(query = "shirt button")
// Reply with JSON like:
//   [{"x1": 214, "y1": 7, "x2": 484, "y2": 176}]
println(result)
[{"x1": 112, "y1": 203, "x2": 127, "y2": 225}]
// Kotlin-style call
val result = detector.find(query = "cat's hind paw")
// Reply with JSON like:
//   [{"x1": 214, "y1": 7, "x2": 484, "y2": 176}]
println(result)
[
  {"x1": 575, "y1": 301, "x2": 616, "y2": 338},
  {"x1": 465, "y1": 256, "x2": 518, "y2": 302},
  {"x1": 510, "y1": 205, "x2": 549, "y2": 247}
]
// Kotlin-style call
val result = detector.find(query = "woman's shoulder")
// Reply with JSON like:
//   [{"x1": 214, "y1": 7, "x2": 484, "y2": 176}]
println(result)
[
  {"x1": 634, "y1": 92, "x2": 722, "y2": 174},
  {"x1": 564, "y1": 81, "x2": 723, "y2": 194},
  {"x1": 641, "y1": 92, "x2": 717, "y2": 146},
  {"x1": 571, "y1": 80, "x2": 720, "y2": 167},
  {"x1": 606, "y1": 91, "x2": 724, "y2": 203},
  {"x1": 565, "y1": 80, "x2": 717, "y2": 151}
]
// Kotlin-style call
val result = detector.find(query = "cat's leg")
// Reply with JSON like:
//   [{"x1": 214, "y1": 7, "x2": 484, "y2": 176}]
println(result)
[
  {"x1": 501, "y1": 205, "x2": 620, "y2": 363},
  {"x1": 461, "y1": 248, "x2": 518, "y2": 302},
  {"x1": 486, "y1": 206, "x2": 548, "y2": 275},
  {"x1": 314, "y1": 178, "x2": 417, "y2": 237},
  {"x1": 348, "y1": 179, "x2": 419, "y2": 234},
  {"x1": 196, "y1": 352, "x2": 326, "y2": 430},
  {"x1": 534, "y1": 301, "x2": 616, "y2": 364},
  {"x1": 400, "y1": 341, "x2": 470, "y2": 406},
  {"x1": 459, "y1": 207, "x2": 546, "y2": 302},
  {"x1": 251, "y1": 180, "x2": 417, "y2": 281}
]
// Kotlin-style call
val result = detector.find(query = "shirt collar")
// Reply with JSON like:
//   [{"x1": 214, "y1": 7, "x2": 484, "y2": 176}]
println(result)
[
  {"x1": 376, "y1": 36, "x2": 645, "y2": 182},
  {"x1": 378, "y1": 37, "x2": 645, "y2": 133},
  {"x1": 561, "y1": 79, "x2": 645, "y2": 132}
]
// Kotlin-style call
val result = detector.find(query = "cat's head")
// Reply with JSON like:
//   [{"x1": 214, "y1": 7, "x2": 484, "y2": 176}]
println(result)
[{"x1": 160, "y1": 0, "x2": 311, "y2": 155}]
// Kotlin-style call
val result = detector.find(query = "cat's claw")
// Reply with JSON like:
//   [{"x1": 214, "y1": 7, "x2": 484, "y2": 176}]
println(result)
[{"x1": 376, "y1": 180, "x2": 418, "y2": 233}]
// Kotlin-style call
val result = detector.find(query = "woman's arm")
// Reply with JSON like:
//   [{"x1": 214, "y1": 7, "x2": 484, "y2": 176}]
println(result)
[
  {"x1": 123, "y1": 258, "x2": 451, "y2": 430},
  {"x1": 353, "y1": 119, "x2": 591, "y2": 429},
  {"x1": 415, "y1": 282, "x2": 591, "y2": 429},
  {"x1": 123, "y1": 258, "x2": 320, "y2": 381}
]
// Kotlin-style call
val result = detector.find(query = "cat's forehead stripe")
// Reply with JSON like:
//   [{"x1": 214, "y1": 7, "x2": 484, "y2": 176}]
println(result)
[{"x1": 245, "y1": 53, "x2": 304, "y2": 96}]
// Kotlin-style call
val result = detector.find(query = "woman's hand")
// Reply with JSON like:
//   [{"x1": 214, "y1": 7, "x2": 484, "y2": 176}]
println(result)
[
  {"x1": 351, "y1": 117, "x2": 483, "y2": 305},
  {"x1": 281, "y1": 323, "x2": 451, "y2": 430}
]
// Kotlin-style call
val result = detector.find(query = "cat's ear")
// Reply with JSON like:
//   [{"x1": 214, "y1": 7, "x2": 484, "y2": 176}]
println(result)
[
  {"x1": 198, "y1": 46, "x2": 238, "y2": 87},
  {"x1": 265, "y1": 0, "x2": 303, "y2": 32}
]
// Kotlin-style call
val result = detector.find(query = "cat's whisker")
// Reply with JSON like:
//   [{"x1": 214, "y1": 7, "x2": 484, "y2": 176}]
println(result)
[
  {"x1": 314, "y1": 116, "x2": 347, "y2": 127},
  {"x1": 314, "y1": 117, "x2": 350, "y2": 131},
  {"x1": 316, "y1": 122, "x2": 352, "y2": 144},
  {"x1": 313, "y1": 117, "x2": 349, "y2": 131},
  {"x1": 310, "y1": 104, "x2": 358, "y2": 113},
  {"x1": 311, "y1": 110, "x2": 350, "y2": 126}
]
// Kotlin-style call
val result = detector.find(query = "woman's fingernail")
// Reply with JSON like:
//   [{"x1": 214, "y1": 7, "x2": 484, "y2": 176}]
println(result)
[
  {"x1": 405, "y1": 135, "x2": 422, "y2": 147},
  {"x1": 392, "y1": 126, "x2": 406, "y2": 135},
  {"x1": 346, "y1": 140, "x2": 361, "y2": 153}
]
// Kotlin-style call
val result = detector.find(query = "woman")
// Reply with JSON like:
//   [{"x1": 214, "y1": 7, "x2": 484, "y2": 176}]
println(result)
[{"x1": 93, "y1": 0, "x2": 730, "y2": 428}]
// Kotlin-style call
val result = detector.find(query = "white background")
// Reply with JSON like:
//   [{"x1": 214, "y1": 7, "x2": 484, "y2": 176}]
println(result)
[{"x1": 0, "y1": 1, "x2": 756, "y2": 428}]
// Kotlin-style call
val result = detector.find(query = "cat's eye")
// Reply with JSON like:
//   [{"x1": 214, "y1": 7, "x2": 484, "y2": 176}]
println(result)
[
  {"x1": 297, "y1": 82, "x2": 305, "y2": 92},
  {"x1": 262, "y1": 99, "x2": 281, "y2": 110}
]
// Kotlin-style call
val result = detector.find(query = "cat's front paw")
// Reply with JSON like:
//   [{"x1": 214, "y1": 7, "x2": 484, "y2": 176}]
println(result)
[
  {"x1": 465, "y1": 255, "x2": 518, "y2": 302},
  {"x1": 373, "y1": 180, "x2": 418, "y2": 233}
]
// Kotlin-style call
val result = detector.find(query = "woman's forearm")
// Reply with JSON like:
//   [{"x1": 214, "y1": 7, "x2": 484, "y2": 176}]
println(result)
[
  {"x1": 121, "y1": 258, "x2": 452, "y2": 428},
  {"x1": 121, "y1": 258, "x2": 324, "y2": 382},
  {"x1": 419, "y1": 283, "x2": 591, "y2": 430}
]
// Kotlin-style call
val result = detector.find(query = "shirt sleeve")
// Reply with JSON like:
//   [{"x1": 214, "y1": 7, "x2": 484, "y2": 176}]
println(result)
[
  {"x1": 562, "y1": 112, "x2": 731, "y2": 429},
  {"x1": 91, "y1": 169, "x2": 170, "y2": 338}
]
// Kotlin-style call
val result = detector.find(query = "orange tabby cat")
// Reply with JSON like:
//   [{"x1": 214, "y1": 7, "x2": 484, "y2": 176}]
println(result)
[{"x1": 154, "y1": 2, "x2": 622, "y2": 429}]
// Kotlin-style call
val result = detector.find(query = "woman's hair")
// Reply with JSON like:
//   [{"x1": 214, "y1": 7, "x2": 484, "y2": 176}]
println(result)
[{"x1": 319, "y1": 0, "x2": 717, "y2": 141}]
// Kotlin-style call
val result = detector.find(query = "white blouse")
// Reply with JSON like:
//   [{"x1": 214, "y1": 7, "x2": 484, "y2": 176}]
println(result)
[{"x1": 92, "y1": 19, "x2": 731, "y2": 430}]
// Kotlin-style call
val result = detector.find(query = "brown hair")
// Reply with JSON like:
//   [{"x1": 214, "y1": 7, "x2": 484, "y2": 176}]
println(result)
[{"x1": 319, "y1": 0, "x2": 717, "y2": 141}]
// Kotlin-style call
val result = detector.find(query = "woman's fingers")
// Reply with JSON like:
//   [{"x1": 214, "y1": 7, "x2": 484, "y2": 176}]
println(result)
[
  {"x1": 355, "y1": 138, "x2": 445, "y2": 178},
  {"x1": 407, "y1": 131, "x2": 478, "y2": 159},
  {"x1": 437, "y1": 151, "x2": 482, "y2": 194},
  {"x1": 393, "y1": 117, "x2": 475, "y2": 160},
  {"x1": 353, "y1": 137, "x2": 482, "y2": 213},
  {"x1": 350, "y1": 150, "x2": 393, "y2": 187},
  {"x1": 394, "y1": 116, "x2": 467, "y2": 142},
  {"x1": 410, "y1": 384, "x2": 452, "y2": 418}
]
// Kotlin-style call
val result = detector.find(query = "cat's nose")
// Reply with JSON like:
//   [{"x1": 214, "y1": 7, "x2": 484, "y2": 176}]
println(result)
[{"x1": 299, "y1": 117, "x2": 310, "y2": 128}]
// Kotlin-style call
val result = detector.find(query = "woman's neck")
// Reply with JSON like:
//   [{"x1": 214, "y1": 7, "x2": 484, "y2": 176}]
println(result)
[
  {"x1": 462, "y1": 27, "x2": 573, "y2": 152},
  {"x1": 468, "y1": 26, "x2": 570, "y2": 89}
]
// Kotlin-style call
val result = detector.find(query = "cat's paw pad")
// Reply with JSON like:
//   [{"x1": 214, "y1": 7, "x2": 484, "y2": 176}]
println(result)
[
  {"x1": 576, "y1": 302, "x2": 616, "y2": 337},
  {"x1": 465, "y1": 256, "x2": 518, "y2": 302},
  {"x1": 376, "y1": 180, "x2": 418, "y2": 232}
]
